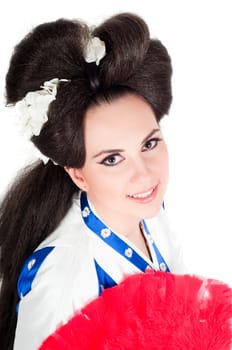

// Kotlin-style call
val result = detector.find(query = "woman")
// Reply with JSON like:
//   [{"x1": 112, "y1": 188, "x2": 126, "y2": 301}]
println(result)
[{"x1": 0, "y1": 13, "x2": 186, "y2": 350}]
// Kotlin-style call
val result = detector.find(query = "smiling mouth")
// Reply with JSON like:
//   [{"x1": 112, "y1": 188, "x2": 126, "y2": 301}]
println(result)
[
  {"x1": 128, "y1": 188, "x2": 153, "y2": 199},
  {"x1": 127, "y1": 186, "x2": 158, "y2": 201}
]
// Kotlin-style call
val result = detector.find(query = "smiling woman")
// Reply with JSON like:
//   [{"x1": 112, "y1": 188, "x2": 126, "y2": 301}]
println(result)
[
  {"x1": 0, "y1": 13, "x2": 186, "y2": 350},
  {"x1": 65, "y1": 94, "x2": 169, "y2": 237}
]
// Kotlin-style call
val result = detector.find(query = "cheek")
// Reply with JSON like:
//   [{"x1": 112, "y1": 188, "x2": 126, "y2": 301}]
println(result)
[
  {"x1": 164, "y1": 154, "x2": 169, "y2": 193},
  {"x1": 158, "y1": 144, "x2": 169, "y2": 182},
  {"x1": 164, "y1": 148, "x2": 169, "y2": 177},
  {"x1": 153, "y1": 146, "x2": 169, "y2": 209},
  {"x1": 84, "y1": 167, "x2": 122, "y2": 195}
]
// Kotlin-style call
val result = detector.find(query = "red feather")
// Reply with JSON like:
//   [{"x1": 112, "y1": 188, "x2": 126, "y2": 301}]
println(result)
[{"x1": 40, "y1": 271, "x2": 232, "y2": 350}]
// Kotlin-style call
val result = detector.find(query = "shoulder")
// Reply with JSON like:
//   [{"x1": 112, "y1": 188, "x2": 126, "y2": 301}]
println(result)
[
  {"x1": 17, "y1": 194, "x2": 99, "y2": 309},
  {"x1": 14, "y1": 197, "x2": 99, "y2": 349},
  {"x1": 37, "y1": 193, "x2": 88, "y2": 249},
  {"x1": 18, "y1": 244, "x2": 97, "y2": 298},
  {"x1": 14, "y1": 244, "x2": 99, "y2": 350}
]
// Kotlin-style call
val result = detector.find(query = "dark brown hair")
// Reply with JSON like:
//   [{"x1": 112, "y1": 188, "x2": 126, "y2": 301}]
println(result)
[{"x1": 0, "y1": 13, "x2": 172, "y2": 349}]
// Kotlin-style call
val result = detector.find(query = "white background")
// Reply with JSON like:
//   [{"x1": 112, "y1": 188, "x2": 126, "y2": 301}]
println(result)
[{"x1": 0, "y1": 1, "x2": 231, "y2": 285}]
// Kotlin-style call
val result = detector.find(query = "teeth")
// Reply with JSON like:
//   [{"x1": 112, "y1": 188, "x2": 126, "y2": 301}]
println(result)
[{"x1": 130, "y1": 189, "x2": 153, "y2": 199}]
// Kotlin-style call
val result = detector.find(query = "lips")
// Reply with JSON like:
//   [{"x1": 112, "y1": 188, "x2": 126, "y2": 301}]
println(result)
[
  {"x1": 128, "y1": 188, "x2": 154, "y2": 199},
  {"x1": 127, "y1": 186, "x2": 158, "y2": 203}
]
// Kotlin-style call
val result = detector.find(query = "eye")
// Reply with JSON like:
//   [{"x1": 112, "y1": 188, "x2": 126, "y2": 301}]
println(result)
[
  {"x1": 99, "y1": 154, "x2": 124, "y2": 166},
  {"x1": 142, "y1": 137, "x2": 162, "y2": 152}
]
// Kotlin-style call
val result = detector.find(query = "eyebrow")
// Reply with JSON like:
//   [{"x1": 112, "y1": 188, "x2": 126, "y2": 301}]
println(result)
[
  {"x1": 92, "y1": 128, "x2": 160, "y2": 159},
  {"x1": 141, "y1": 128, "x2": 160, "y2": 144}
]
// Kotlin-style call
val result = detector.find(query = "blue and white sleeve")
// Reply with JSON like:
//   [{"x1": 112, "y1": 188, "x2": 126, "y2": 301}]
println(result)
[{"x1": 13, "y1": 245, "x2": 99, "y2": 350}]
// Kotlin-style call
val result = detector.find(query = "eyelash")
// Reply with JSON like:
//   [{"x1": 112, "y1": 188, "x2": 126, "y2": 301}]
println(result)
[
  {"x1": 100, "y1": 154, "x2": 123, "y2": 167},
  {"x1": 142, "y1": 137, "x2": 162, "y2": 152},
  {"x1": 99, "y1": 137, "x2": 162, "y2": 167}
]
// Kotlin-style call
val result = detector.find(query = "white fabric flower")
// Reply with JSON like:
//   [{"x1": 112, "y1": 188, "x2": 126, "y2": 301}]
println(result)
[
  {"x1": 13, "y1": 78, "x2": 68, "y2": 164},
  {"x1": 84, "y1": 37, "x2": 106, "y2": 66},
  {"x1": 82, "y1": 207, "x2": 90, "y2": 218},
  {"x1": 15, "y1": 78, "x2": 61, "y2": 139},
  {"x1": 125, "y1": 248, "x2": 133, "y2": 258},
  {"x1": 101, "y1": 228, "x2": 111, "y2": 238}
]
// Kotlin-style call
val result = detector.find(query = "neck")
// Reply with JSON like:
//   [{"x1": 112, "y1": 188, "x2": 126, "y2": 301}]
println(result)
[
  {"x1": 83, "y1": 193, "x2": 152, "y2": 261},
  {"x1": 87, "y1": 196, "x2": 141, "y2": 239}
]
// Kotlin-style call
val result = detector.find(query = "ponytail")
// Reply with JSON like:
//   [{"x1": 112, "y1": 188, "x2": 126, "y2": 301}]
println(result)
[{"x1": 0, "y1": 161, "x2": 77, "y2": 349}]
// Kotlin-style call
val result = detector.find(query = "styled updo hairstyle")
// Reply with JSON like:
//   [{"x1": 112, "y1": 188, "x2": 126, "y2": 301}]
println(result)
[
  {"x1": 6, "y1": 13, "x2": 172, "y2": 168},
  {"x1": 0, "y1": 13, "x2": 172, "y2": 350}
]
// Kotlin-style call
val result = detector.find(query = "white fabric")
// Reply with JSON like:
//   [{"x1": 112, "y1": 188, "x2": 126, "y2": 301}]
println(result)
[{"x1": 13, "y1": 195, "x2": 186, "y2": 350}]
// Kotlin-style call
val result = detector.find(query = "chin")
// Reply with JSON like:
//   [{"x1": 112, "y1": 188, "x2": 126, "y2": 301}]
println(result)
[{"x1": 137, "y1": 203, "x2": 162, "y2": 220}]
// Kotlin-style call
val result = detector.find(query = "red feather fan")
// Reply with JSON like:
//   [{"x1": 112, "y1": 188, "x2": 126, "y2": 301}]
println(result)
[{"x1": 40, "y1": 271, "x2": 232, "y2": 350}]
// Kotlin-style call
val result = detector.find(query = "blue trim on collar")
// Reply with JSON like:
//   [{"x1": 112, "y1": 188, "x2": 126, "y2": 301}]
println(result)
[
  {"x1": 80, "y1": 191, "x2": 170, "y2": 273},
  {"x1": 141, "y1": 220, "x2": 170, "y2": 272}
]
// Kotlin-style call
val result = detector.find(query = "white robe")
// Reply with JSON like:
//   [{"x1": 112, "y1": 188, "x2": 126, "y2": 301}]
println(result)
[{"x1": 13, "y1": 194, "x2": 186, "y2": 350}]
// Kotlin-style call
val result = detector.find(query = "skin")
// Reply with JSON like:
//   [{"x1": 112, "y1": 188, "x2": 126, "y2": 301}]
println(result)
[{"x1": 66, "y1": 94, "x2": 169, "y2": 246}]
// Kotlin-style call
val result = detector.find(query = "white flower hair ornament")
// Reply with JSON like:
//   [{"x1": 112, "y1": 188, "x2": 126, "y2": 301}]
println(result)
[
  {"x1": 84, "y1": 37, "x2": 106, "y2": 65},
  {"x1": 15, "y1": 78, "x2": 62, "y2": 139},
  {"x1": 12, "y1": 36, "x2": 106, "y2": 165},
  {"x1": 14, "y1": 78, "x2": 67, "y2": 164}
]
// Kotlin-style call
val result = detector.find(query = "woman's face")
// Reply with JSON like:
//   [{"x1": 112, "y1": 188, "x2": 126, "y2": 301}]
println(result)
[{"x1": 68, "y1": 94, "x2": 169, "y2": 227}]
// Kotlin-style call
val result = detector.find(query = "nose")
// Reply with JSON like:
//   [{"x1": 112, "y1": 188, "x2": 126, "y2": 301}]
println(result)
[{"x1": 129, "y1": 157, "x2": 151, "y2": 184}]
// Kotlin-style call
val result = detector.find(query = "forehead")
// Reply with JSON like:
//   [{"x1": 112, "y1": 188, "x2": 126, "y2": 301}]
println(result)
[{"x1": 84, "y1": 94, "x2": 158, "y2": 141}]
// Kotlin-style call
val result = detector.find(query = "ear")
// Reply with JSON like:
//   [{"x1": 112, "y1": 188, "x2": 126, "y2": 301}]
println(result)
[{"x1": 64, "y1": 167, "x2": 88, "y2": 191}]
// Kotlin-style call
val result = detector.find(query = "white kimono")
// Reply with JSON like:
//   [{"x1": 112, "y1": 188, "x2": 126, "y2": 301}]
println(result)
[{"x1": 13, "y1": 192, "x2": 186, "y2": 350}]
